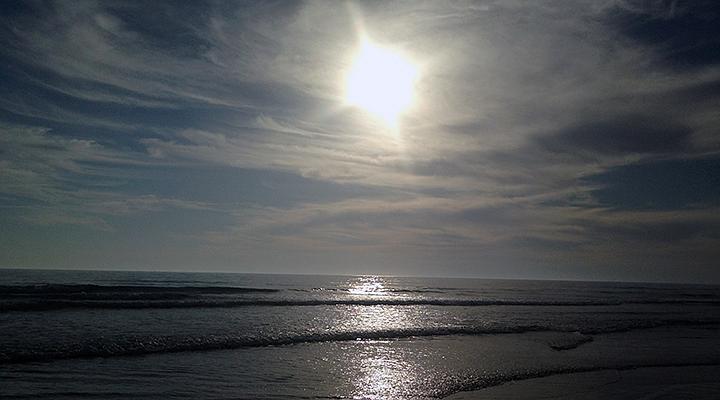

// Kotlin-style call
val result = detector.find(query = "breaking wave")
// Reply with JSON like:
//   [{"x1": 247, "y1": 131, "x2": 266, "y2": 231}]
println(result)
[{"x1": 2, "y1": 320, "x2": 717, "y2": 364}]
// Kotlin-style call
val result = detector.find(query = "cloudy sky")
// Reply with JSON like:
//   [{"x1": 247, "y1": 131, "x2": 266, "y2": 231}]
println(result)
[{"x1": 1, "y1": 0, "x2": 719, "y2": 282}]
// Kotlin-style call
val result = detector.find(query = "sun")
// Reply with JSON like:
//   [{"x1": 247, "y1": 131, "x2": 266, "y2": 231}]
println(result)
[{"x1": 345, "y1": 39, "x2": 419, "y2": 126}]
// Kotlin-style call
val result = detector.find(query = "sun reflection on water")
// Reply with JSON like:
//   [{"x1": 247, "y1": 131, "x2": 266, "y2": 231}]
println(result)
[
  {"x1": 340, "y1": 276, "x2": 428, "y2": 399},
  {"x1": 341, "y1": 276, "x2": 421, "y2": 330},
  {"x1": 349, "y1": 341, "x2": 423, "y2": 400},
  {"x1": 347, "y1": 276, "x2": 388, "y2": 296}
]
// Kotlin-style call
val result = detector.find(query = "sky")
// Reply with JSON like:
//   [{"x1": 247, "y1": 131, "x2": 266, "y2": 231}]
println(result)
[{"x1": 1, "y1": 0, "x2": 719, "y2": 282}]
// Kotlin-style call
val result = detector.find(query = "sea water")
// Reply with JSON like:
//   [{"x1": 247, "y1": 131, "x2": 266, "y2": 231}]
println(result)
[{"x1": 1, "y1": 269, "x2": 719, "y2": 399}]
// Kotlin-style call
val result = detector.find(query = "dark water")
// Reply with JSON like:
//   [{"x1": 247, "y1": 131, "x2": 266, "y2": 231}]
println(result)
[{"x1": 1, "y1": 269, "x2": 719, "y2": 399}]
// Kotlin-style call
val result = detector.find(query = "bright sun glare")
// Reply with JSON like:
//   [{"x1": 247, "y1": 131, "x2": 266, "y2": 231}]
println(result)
[{"x1": 345, "y1": 39, "x2": 419, "y2": 126}]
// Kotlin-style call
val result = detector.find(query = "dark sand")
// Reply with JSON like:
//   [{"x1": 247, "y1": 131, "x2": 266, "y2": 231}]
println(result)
[{"x1": 446, "y1": 365, "x2": 720, "y2": 399}]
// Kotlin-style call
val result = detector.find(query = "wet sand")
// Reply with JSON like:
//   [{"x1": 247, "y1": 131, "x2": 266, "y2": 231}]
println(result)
[{"x1": 446, "y1": 365, "x2": 720, "y2": 399}]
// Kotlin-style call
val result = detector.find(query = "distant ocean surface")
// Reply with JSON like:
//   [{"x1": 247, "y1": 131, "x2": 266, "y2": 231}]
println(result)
[{"x1": 1, "y1": 269, "x2": 719, "y2": 399}]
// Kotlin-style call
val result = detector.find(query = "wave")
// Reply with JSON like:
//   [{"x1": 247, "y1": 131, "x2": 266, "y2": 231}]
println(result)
[
  {"x1": 0, "y1": 326, "x2": 542, "y2": 364},
  {"x1": 0, "y1": 299, "x2": 613, "y2": 311},
  {"x1": 4, "y1": 297, "x2": 720, "y2": 311},
  {"x1": 2, "y1": 320, "x2": 718, "y2": 364},
  {"x1": 0, "y1": 284, "x2": 280, "y2": 308},
  {"x1": 0, "y1": 284, "x2": 279, "y2": 295},
  {"x1": 2, "y1": 284, "x2": 718, "y2": 312}
]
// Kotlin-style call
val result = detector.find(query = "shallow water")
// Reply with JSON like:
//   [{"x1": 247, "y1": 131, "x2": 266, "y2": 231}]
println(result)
[{"x1": 1, "y1": 269, "x2": 719, "y2": 399}]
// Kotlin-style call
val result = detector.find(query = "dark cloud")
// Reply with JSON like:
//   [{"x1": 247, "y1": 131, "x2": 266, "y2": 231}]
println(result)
[
  {"x1": 538, "y1": 115, "x2": 692, "y2": 155},
  {"x1": 607, "y1": 0, "x2": 720, "y2": 69},
  {"x1": 585, "y1": 157, "x2": 720, "y2": 210},
  {"x1": 668, "y1": 78, "x2": 720, "y2": 105},
  {"x1": 583, "y1": 211, "x2": 720, "y2": 244}
]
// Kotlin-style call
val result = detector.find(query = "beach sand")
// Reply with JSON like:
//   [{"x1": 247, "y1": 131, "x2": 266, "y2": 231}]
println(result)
[{"x1": 445, "y1": 365, "x2": 720, "y2": 399}]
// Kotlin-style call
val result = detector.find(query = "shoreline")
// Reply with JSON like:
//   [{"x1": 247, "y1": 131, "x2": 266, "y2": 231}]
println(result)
[{"x1": 445, "y1": 364, "x2": 720, "y2": 399}]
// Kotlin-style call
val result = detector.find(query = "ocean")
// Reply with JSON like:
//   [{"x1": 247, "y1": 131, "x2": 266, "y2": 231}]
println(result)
[{"x1": 1, "y1": 269, "x2": 719, "y2": 399}]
